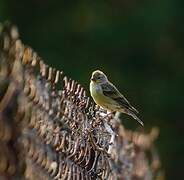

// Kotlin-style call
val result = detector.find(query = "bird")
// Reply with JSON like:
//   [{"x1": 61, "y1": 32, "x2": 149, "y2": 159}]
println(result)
[{"x1": 90, "y1": 70, "x2": 144, "y2": 126}]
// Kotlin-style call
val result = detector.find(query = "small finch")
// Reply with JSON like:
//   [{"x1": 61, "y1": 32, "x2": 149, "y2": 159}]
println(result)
[{"x1": 90, "y1": 70, "x2": 144, "y2": 126}]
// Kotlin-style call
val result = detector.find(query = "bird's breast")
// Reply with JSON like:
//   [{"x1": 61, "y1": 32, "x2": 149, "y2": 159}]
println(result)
[
  {"x1": 90, "y1": 82, "x2": 110, "y2": 108},
  {"x1": 90, "y1": 82, "x2": 102, "y2": 97}
]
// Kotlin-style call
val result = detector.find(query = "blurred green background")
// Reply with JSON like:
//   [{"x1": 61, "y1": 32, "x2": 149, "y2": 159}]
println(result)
[{"x1": 1, "y1": 0, "x2": 183, "y2": 179}]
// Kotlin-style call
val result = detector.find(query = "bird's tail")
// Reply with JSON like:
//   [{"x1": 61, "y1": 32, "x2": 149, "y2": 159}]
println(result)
[{"x1": 128, "y1": 110, "x2": 144, "y2": 126}]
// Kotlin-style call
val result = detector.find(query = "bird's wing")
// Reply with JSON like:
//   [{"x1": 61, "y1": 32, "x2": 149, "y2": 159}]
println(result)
[{"x1": 101, "y1": 82, "x2": 139, "y2": 114}]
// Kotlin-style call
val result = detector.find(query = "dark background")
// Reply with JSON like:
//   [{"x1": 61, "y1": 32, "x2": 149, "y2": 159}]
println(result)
[{"x1": 1, "y1": 0, "x2": 184, "y2": 179}]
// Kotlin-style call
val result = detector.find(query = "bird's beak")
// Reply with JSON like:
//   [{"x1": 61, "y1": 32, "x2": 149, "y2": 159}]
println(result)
[{"x1": 91, "y1": 77, "x2": 95, "y2": 81}]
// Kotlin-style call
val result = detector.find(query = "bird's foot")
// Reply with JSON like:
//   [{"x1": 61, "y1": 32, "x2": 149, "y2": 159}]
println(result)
[{"x1": 104, "y1": 112, "x2": 114, "y2": 120}]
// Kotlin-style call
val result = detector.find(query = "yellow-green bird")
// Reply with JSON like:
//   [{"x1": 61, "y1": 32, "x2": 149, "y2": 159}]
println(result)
[{"x1": 90, "y1": 70, "x2": 144, "y2": 126}]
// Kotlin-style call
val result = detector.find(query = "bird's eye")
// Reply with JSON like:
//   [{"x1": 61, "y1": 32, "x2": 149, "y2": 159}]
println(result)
[{"x1": 97, "y1": 77, "x2": 101, "y2": 79}]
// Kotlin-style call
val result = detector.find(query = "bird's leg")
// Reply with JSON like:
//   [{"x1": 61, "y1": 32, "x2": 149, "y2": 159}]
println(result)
[{"x1": 104, "y1": 111, "x2": 115, "y2": 120}]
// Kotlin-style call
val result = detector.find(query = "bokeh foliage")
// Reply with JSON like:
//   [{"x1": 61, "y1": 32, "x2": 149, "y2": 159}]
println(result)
[{"x1": 0, "y1": 0, "x2": 184, "y2": 179}]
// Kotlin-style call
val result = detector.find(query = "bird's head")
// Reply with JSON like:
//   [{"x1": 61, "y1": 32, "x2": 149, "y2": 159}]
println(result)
[{"x1": 90, "y1": 70, "x2": 108, "y2": 84}]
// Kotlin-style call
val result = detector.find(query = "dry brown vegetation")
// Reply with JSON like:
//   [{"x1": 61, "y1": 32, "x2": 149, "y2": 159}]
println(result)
[{"x1": 0, "y1": 22, "x2": 163, "y2": 180}]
